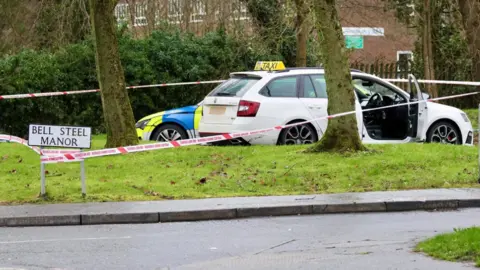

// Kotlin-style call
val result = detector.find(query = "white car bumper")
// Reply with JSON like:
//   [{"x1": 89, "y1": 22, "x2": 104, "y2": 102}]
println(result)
[{"x1": 199, "y1": 118, "x2": 281, "y2": 145}]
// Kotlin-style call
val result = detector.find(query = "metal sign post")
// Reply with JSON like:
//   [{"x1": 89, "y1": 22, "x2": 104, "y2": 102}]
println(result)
[
  {"x1": 40, "y1": 147, "x2": 46, "y2": 196},
  {"x1": 478, "y1": 104, "x2": 480, "y2": 183},
  {"x1": 81, "y1": 149, "x2": 86, "y2": 197},
  {"x1": 28, "y1": 124, "x2": 91, "y2": 197}
]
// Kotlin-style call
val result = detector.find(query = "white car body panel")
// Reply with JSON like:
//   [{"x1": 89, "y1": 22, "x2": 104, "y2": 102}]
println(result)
[
  {"x1": 422, "y1": 102, "x2": 473, "y2": 144},
  {"x1": 199, "y1": 69, "x2": 473, "y2": 146}
]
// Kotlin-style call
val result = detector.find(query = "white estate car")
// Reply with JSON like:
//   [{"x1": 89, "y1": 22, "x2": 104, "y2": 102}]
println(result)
[{"x1": 198, "y1": 64, "x2": 474, "y2": 146}]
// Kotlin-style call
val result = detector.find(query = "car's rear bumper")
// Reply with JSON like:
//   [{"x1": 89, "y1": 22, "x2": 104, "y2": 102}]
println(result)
[
  {"x1": 199, "y1": 122, "x2": 280, "y2": 145},
  {"x1": 199, "y1": 132, "x2": 251, "y2": 146}
]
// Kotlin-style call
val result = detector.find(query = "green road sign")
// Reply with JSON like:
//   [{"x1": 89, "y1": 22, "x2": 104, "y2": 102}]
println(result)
[{"x1": 345, "y1": 36, "x2": 364, "y2": 49}]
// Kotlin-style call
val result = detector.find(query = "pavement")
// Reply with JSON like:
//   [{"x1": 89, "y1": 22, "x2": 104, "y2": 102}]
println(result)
[
  {"x1": 1, "y1": 188, "x2": 480, "y2": 227},
  {"x1": 0, "y1": 209, "x2": 479, "y2": 269}
]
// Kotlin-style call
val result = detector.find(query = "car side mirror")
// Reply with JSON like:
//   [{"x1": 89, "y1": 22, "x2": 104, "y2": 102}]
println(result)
[{"x1": 421, "y1": 92, "x2": 430, "y2": 100}]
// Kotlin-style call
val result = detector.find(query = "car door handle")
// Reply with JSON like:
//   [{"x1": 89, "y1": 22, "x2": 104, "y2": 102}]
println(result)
[{"x1": 308, "y1": 105, "x2": 322, "y2": 109}]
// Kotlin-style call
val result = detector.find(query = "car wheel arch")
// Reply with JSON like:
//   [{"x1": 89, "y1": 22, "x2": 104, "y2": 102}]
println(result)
[
  {"x1": 276, "y1": 119, "x2": 319, "y2": 145},
  {"x1": 425, "y1": 118, "x2": 462, "y2": 143},
  {"x1": 149, "y1": 122, "x2": 190, "y2": 141}
]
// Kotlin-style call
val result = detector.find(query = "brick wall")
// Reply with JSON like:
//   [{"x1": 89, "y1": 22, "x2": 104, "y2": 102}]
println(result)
[
  {"x1": 339, "y1": 0, "x2": 416, "y2": 63},
  {"x1": 117, "y1": 0, "x2": 417, "y2": 64}
]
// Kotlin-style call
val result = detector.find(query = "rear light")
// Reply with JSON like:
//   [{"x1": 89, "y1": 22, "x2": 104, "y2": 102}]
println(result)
[{"x1": 237, "y1": 100, "x2": 260, "y2": 117}]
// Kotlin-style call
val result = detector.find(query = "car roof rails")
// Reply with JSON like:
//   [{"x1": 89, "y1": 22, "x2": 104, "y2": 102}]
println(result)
[
  {"x1": 272, "y1": 67, "x2": 365, "y2": 73},
  {"x1": 273, "y1": 67, "x2": 325, "y2": 73}
]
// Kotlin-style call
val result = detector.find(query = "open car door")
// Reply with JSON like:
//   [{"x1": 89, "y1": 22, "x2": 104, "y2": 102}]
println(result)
[{"x1": 407, "y1": 74, "x2": 429, "y2": 140}]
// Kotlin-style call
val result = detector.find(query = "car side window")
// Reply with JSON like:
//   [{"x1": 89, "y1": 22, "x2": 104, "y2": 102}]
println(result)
[
  {"x1": 302, "y1": 76, "x2": 317, "y2": 98},
  {"x1": 353, "y1": 78, "x2": 405, "y2": 101},
  {"x1": 309, "y1": 75, "x2": 328, "y2": 98},
  {"x1": 260, "y1": 76, "x2": 298, "y2": 97}
]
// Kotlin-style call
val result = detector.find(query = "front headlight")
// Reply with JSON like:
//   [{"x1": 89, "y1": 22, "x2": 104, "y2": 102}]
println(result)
[
  {"x1": 460, "y1": 113, "x2": 470, "y2": 123},
  {"x1": 135, "y1": 119, "x2": 149, "y2": 129}
]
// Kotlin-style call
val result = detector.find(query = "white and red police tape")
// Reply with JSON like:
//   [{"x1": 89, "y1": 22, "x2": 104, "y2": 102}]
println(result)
[
  {"x1": 387, "y1": 79, "x2": 480, "y2": 86},
  {"x1": 0, "y1": 135, "x2": 80, "y2": 156},
  {"x1": 0, "y1": 80, "x2": 226, "y2": 100},
  {"x1": 32, "y1": 90, "x2": 479, "y2": 164},
  {"x1": 0, "y1": 79, "x2": 478, "y2": 100}
]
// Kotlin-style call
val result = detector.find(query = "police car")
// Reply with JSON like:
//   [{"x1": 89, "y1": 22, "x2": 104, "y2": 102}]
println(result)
[
  {"x1": 197, "y1": 61, "x2": 474, "y2": 146},
  {"x1": 135, "y1": 103, "x2": 203, "y2": 142}
]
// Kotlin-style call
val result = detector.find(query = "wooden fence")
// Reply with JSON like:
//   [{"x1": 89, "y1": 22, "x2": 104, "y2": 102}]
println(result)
[{"x1": 351, "y1": 62, "x2": 412, "y2": 90}]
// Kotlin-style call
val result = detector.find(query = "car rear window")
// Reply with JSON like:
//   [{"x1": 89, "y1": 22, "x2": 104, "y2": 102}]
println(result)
[{"x1": 208, "y1": 76, "x2": 261, "y2": 97}]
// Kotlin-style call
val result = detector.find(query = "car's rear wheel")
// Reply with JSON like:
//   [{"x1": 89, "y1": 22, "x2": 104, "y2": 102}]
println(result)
[
  {"x1": 278, "y1": 124, "x2": 318, "y2": 145},
  {"x1": 426, "y1": 121, "x2": 461, "y2": 145},
  {"x1": 152, "y1": 124, "x2": 188, "y2": 142}
]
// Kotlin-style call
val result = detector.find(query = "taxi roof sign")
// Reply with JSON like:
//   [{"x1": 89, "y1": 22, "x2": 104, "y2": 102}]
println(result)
[{"x1": 254, "y1": 61, "x2": 286, "y2": 71}]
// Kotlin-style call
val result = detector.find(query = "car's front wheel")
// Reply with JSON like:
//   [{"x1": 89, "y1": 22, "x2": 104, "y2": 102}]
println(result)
[
  {"x1": 152, "y1": 124, "x2": 188, "y2": 142},
  {"x1": 426, "y1": 121, "x2": 461, "y2": 145},
  {"x1": 278, "y1": 124, "x2": 318, "y2": 145}
]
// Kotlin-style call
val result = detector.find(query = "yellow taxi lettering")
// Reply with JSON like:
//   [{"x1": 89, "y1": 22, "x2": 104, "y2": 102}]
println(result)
[{"x1": 254, "y1": 61, "x2": 286, "y2": 71}]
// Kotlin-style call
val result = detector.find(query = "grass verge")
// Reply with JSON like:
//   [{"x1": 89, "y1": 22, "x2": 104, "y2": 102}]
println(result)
[
  {"x1": 465, "y1": 109, "x2": 478, "y2": 129},
  {"x1": 415, "y1": 227, "x2": 480, "y2": 267},
  {"x1": 0, "y1": 135, "x2": 479, "y2": 204}
]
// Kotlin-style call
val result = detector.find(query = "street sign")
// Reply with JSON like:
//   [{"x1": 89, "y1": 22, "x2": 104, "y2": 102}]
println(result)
[
  {"x1": 345, "y1": 36, "x2": 364, "y2": 49},
  {"x1": 342, "y1": 27, "x2": 384, "y2": 36},
  {"x1": 29, "y1": 124, "x2": 91, "y2": 196},
  {"x1": 28, "y1": 124, "x2": 91, "y2": 149}
]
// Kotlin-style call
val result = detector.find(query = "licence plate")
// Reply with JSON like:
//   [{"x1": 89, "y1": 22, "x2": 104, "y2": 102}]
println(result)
[{"x1": 209, "y1": 106, "x2": 226, "y2": 115}]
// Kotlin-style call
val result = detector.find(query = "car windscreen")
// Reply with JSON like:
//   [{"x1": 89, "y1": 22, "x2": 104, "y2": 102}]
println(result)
[
  {"x1": 208, "y1": 76, "x2": 261, "y2": 97},
  {"x1": 352, "y1": 79, "x2": 372, "y2": 99}
]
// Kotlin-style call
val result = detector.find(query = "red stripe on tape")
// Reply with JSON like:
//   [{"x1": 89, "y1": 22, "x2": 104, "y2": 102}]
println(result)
[
  {"x1": 274, "y1": 126, "x2": 283, "y2": 130},
  {"x1": 63, "y1": 91, "x2": 68, "y2": 95},
  {"x1": 0, "y1": 96, "x2": 3, "y2": 100},
  {"x1": 223, "y1": 134, "x2": 233, "y2": 139},
  {"x1": 327, "y1": 116, "x2": 333, "y2": 119},
  {"x1": 161, "y1": 83, "x2": 167, "y2": 86},
  {"x1": 65, "y1": 154, "x2": 75, "y2": 160},
  {"x1": 28, "y1": 94, "x2": 35, "y2": 97},
  {"x1": 170, "y1": 141, "x2": 181, "y2": 147},
  {"x1": 118, "y1": 147, "x2": 127, "y2": 154}
]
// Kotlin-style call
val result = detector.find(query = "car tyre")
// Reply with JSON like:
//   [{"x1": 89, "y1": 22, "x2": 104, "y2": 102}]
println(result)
[
  {"x1": 152, "y1": 124, "x2": 188, "y2": 142},
  {"x1": 426, "y1": 121, "x2": 461, "y2": 145},
  {"x1": 278, "y1": 123, "x2": 318, "y2": 145}
]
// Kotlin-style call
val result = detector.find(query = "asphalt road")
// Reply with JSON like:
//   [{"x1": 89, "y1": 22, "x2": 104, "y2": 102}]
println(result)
[{"x1": 1, "y1": 209, "x2": 479, "y2": 270}]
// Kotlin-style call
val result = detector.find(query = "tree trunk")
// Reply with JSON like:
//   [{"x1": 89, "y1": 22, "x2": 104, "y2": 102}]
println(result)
[
  {"x1": 294, "y1": 0, "x2": 309, "y2": 67},
  {"x1": 422, "y1": 0, "x2": 438, "y2": 98},
  {"x1": 183, "y1": 0, "x2": 191, "y2": 32},
  {"x1": 308, "y1": 0, "x2": 365, "y2": 153},
  {"x1": 146, "y1": 0, "x2": 157, "y2": 35},
  {"x1": 89, "y1": 0, "x2": 139, "y2": 148},
  {"x1": 125, "y1": 0, "x2": 138, "y2": 37},
  {"x1": 458, "y1": 0, "x2": 480, "y2": 93}
]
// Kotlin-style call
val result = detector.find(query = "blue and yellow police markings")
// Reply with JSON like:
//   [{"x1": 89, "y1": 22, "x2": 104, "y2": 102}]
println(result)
[
  {"x1": 194, "y1": 106, "x2": 203, "y2": 130},
  {"x1": 136, "y1": 105, "x2": 202, "y2": 141}
]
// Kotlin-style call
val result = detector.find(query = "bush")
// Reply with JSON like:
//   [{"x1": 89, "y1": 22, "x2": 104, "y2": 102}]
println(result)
[{"x1": 0, "y1": 29, "x2": 279, "y2": 136}]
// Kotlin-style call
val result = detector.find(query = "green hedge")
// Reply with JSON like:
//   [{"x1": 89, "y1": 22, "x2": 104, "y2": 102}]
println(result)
[{"x1": 0, "y1": 29, "x2": 303, "y2": 137}]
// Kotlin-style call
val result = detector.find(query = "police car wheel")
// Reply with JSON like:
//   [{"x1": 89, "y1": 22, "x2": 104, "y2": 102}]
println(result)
[{"x1": 152, "y1": 124, "x2": 188, "y2": 142}]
